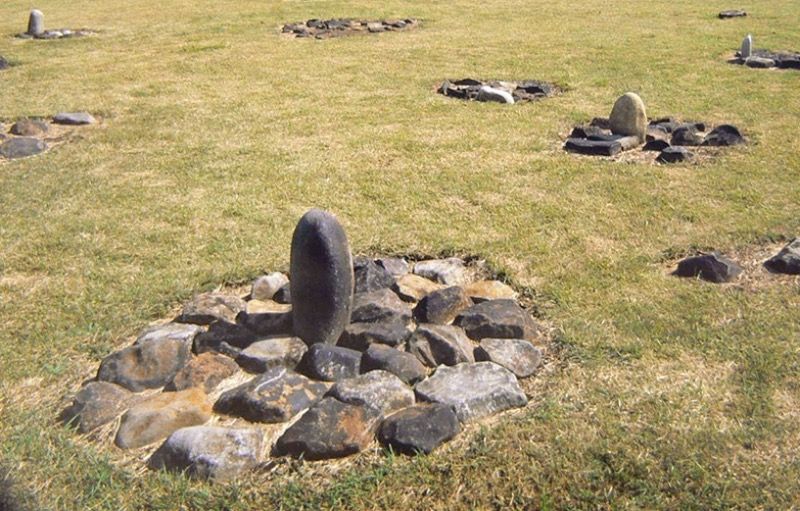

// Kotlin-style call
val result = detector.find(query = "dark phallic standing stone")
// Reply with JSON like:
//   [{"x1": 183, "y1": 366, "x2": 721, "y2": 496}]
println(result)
[
  {"x1": 338, "y1": 319, "x2": 411, "y2": 351},
  {"x1": 673, "y1": 252, "x2": 743, "y2": 283},
  {"x1": 0, "y1": 137, "x2": 47, "y2": 159},
  {"x1": 361, "y1": 344, "x2": 428, "y2": 385},
  {"x1": 656, "y1": 146, "x2": 694, "y2": 164},
  {"x1": 764, "y1": 239, "x2": 800, "y2": 274},
  {"x1": 413, "y1": 286, "x2": 473, "y2": 324},
  {"x1": 290, "y1": 209, "x2": 354, "y2": 346},
  {"x1": 273, "y1": 397, "x2": 382, "y2": 460},
  {"x1": 60, "y1": 381, "x2": 133, "y2": 433},
  {"x1": 378, "y1": 404, "x2": 461, "y2": 455},
  {"x1": 454, "y1": 299, "x2": 540, "y2": 341},
  {"x1": 299, "y1": 343, "x2": 362, "y2": 381},
  {"x1": 702, "y1": 125, "x2": 745, "y2": 146},
  {"x1": 354, "y1": 257, "x2": 396, "y2": 293}
]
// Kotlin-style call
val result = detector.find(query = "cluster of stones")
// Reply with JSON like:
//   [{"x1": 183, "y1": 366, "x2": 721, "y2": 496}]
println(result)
[
  {"x1": 736, "y1": 34, "x2": 800, "y2": 70},
  {"x1": 672, "y1": 239, "x2": 800, "y2": 283},
  {"x1": 718, "y1": 10, "x2": 747, "y2": 19},
  {"x1": 282, "y1": 18, "x2": 420, "y2": 39},
  {"x1": 438, "y1": 79, "x2": 558, "y2": 105},
  {"x1": 16, "y1": 10, "x2": 94, "y2": 40},
  {"x1": 564, "y1": 92, "x2": 745, "y2": 163},
  {"x1": 0, "y1": 113, "x2": 96, "y2": 160},
  {"x1": 61, "y1": 209, "x2": 545, "y2": 481}
]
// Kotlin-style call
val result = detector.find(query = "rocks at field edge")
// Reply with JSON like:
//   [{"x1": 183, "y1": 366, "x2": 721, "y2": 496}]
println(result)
[
  {"x1": 702, "y1": 125, "x2": 745, "y2": 146},
  {"x1": 354, "y1": 256, "x2": 395, "y2": 293},
  {"x1": 673, "y1": 252, "x2": 743, "y2": 283},
  {"x1": 164, "y1": 352, "x2": 239, "y2": 392},
  {"x1": 361, "y1": 344, "x2": 428, "y2": 385},
  {"x1": 609, "y1": 92, "x2": 647, "y2": 142},
  {"x1": 393, "y1": 273, "x2": 444, "y2": 302},
  {"x1": 351, "y1": 288, "x2": 412, "y2": 324},
  {"x1": 327, "y1": 370, "x2": 414, "y2": 415},
  {"x1": 454, "y1": 299, "x2": 539, "y2": 341},
  {"x1": 474, "y1": 338, "x2": 542, "y2": 378},
  {"x1": 670, "y1": 126, "x2": 705, "y2": 146},
  {"x1": 60, "y1": 381, "x2": 133, "y2": 433},
  {"x1": 764, "y1": 238, "x2": 800, "y2": 274},
  {"x1": 464, "y1": 280, "x2": 516, "y2": 303},
  {"x1": 378, "y1": 403, "x2": 460, "y2": 455}
]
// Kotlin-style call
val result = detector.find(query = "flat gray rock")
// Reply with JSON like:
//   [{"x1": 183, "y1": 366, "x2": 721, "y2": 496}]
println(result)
[
  {"x1": 408, "y1": 324, "x2": 475, "y2": 367},
  {"x1": 413, "y1": 258, "x2": 469, "y2": 286},
  {"x1": 214, "y1": 367, "x2": 327, "y2": 423},
  {"x1": 148, "y1": 426, "x2": 263, "y2": 481},
  {"x1": 454, "y1": 299, "x2": 539, "y2": 341},
  {"x1": 361, "y1": 344, "x2": 428, "y2": 385},
  {"x1": 351, "y1": 288, "x2": 412, "y2": 324},
  {"x1": 378, "y1": 403, "x2": 461, "y2": 454},
  {"x1": 0, "y1": 137, "x2": 47, "y2": 159},
  {"x1": 178, "y1": 293, "x2": 246, "y2": 325},
  {"x1": 414, "y1": 362, "x2": 527, "y2": 423},
  {"x1": 764, "y1": 238, "x2": 800, "y2": 274},
  {"x1": 52, "y1": 112, "x2": 95, "y2": 125},
  {"x1": 474, "y1": 338, "x2": 542, "y2": 378},
  {"x1": 299, "y1": 343, "x2": 361, "y2": 381},
  {"x1": 327, "y1": 370, "x2": 414, "y2": 415},
  {"x1": 60, "y1": 381, "x2": 133, "y2": 433},
  {"x1": 235, "y1": 336, "x2": 307, "y2": 373}
]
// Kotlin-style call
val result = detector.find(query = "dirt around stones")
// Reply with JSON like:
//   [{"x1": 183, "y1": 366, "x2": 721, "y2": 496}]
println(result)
[
  {"x1": 282, "y1": 18, "x2": 420, "y2": 39},
  {"x1": 438, "y1": 79, "x2": 560, "y2": 103}
]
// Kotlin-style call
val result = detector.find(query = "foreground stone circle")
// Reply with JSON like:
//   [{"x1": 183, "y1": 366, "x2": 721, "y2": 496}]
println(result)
[
  {"x1": 0, "y1": 113, "x2": 96, "y2": 161},
  {"x1": 282, "y1": 18, "x2": 420, "y2": 39},
  {"x1": 438, "y1": 79, "x2": 559, "y2": 104},
  {"x1": 61, "y1": 209, "x2": 547, "y2": 481}
]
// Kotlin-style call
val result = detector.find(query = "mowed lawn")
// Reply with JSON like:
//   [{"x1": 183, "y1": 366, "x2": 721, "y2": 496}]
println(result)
[{"x1": 1, "y1": 0, "x2": 799, "y2": 509}]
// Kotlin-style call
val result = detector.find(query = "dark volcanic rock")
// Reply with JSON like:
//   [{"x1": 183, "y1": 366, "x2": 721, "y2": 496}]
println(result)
[
  {"x1": 273, "y1": 397, "x2": 381, "y2": 460},
  {"x1": 393, "y1": 273, "x2": 444, "y2": 302},
  {"x1": 237, "y1": 308, "x2": 293, "y2": 337},
  {"x1": 0, "y1": 137, "x2": 47, "y2": 159},
  {"x1": 643, "y1": 139, "x2": 671, "y2": 152},
  {"x1": 674, "y1": 252, "x2": 743, "y2": 283},
  {"x1": 193, "y1": 320, "x2": 258, "y2": 354},
  {"x1": 414, "y1": 362, "x2": 527, "y2": 423},
  {"x1": 702, "y1": 124, "x2": 745, "y2": 146},
  {"x1": 354, "y1": 257, "x2": 395, "y2": 293},
  {"x1": 564, "y1": 138, "x2": 622, "y2": 156},
  {"x1": 413, "y1": 286, "x2": 472, "y2": 325},
  {"x1": 454, "y1": 299, "x2": 539, "y2": 341},
  {"x1": 327, "y1": 370, "x2": 414, "y2": 415},
  {"x1": 235, "y1": 336, "x2": 308, "y2": 373},
  {"x1": 670, "y1": 126, "x2": 704, "y2": 146},
  {"x1": 719, "y1": 10, "x2": 747, "y2": 18},
  {"x1": 60, "y1": 381, "x2": 133, "y2": 433},
  {"x1": 375, "y1": 257, "x2": 409, "y2": 277},
  {"x1": 361, "y1": 344, "x2": 428, "y2": 385},
  {"x1": 338, "y1": 319, "x2": 411, "y2": 351},
  {"x1": 299, "y1": 343, "x2": 361, "y2": 381},
  {"x1": 408, "y1": 324, "x2": 475, "y2": 367},
  {"x1": 378, "y1": 404, "x2": 461, "y2": 455},
  {"x1": 569, "y1": 125, "x2": 611, "y2": 139},
  {"x1": 178, "y1": 293, "x2": 246, "y2": 325},
  {"x1": 272, "y1": 283, "x2": 292, "y2": 304},
  {"x1": 657, "y1": 146, "x2": 694, "y2": 164},
  {"x1": 351, "y1": 288, "x2": 412, "y2": 324},
  {"x1": 764, "y1": 239, "x2": 800, "y2": 274},
  {"x1": 474, "y1": 338, "x2": 543, "y2": 378},
  {"x1": 745, "y1": 56, "x2": 776, "y2": 68},
  {"x1": 165, "y1": 352, "x2": 239, "y2": 392},
  {"x1": 290, "y1": 209, "x2": 354, "y2": 346},
  {"x1": 214, "y1": 367, "x2": 327, "y2": 423}
]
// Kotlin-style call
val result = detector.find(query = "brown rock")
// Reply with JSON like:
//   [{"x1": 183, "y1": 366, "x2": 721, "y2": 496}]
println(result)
[
  {"x1": 392, "y1": 274, "x2": 444, "y2": 302},
  {"x1": 413, "y1": 286, "x2": 472, "y2": 324},
  {"x1": 464, "y1": 280, "x2": 517, "y2": 303},
  {"x1": 164, "y1": 353, "x2": 238, "y2": 392}
]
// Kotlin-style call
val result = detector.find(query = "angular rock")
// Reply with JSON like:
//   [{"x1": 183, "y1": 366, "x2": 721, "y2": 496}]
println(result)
[
  {"x1": 454, "y1": 299, "x2": 539, "y2": 341},
  {"x1": 299, "y1": 343, "x2": 361, "y2": 381},
  {"x1": 10, "y1": 119, "x2": 48, "y2": 136},
  {"x1": 0, "y1": 137, "x2": 46, "y2": 159},
  {"x1": 354, "y1": 257, "x2": 395, "y2": 293},
  {"x1": 165, "y1": 352, "x2": 238, "y2": 392},
  {"x1": 290, "y1": 209, "x2": 354, "y2": 345},
  {"x1": 564, "y1": 138, "x2": 622, "y2": 156},
  {"x1": 464, "y1": 280, "x2": 516, "y2": 303},
  {"x1": 764, "y1": 238, "x2": 800, "y2": 274},
  {"x1": 148, "y1": 426, "x2": 263, "y2": 481},
  {"x1": 740, "y1": 34, "x2": 753, "y2": 59},
  {"x1": 408, "y1": 324, "x2": 475, "y2": 367},
  {"x1": 674, "y1": 252, "x2": 743, "y2": 283},
  {"x1": 378, "y1": 404, "x2": 461, "y2": 455},
  {"x1": 376, "y1": 257, "x2": 409, "y2": 277},
  {"x1": 670, "y1": 126, "x2": 705, "y2": 146},
  {"x1": 235, "y1": 336, "x2": 307, "y2": 373},
  {"x1": 60, "y1": 382, "x2": 132, "y2": 433},
  {"x1": 327, "y1": 370, "x2": 414, "y2": 415},
  {"x1": 178, "y1": 292, "x2": 246, "y2": 325},
  {"x1": 237, "y1": 307, "x2": 292, "y2": 337},
  {"x1": 646, "y1": 126, "x2": 671, "y2": 143},
  {"x1": 214, "y1": 367, "x2": 327, "y2": 422},
  {"x1": 702, "y1": 124, "x2": 745, "y2": 146},
  {"x1": 413, "y1": 258, "x2": 469, "y2": 286},
  {"x1": 115, "y1": 388, "x2": 212, "y2": 449},
  {"x1": 272, "y1": 283, "x2": 292, "y2": 304},
  {"x1": 361, "y1": 344, "x2": 428, "y2": 385},
  {"x1": 193, "y1": 320, "x2": 257, "y2": 354},
  {"x1": 52, "y1": 112, "x2": 95, "y2": 125},
  {"x1": 251, "y1": 272, "x2": 289, "y2": 301},
  {"x1": 569, "y1": 125, "x2": 611, "y2": 139},
  {"x1": 477, "y1": 85, "x2": 515, "y2": 104},
  {"x1": 351, "y1": 288, "x2": 412, "y2": 324},
  {"x1": 393, "y1": 273, "x2": 444, "y2": 302},
  {"x1": 474, "y1": 338, "x2": 542, "y2": 378},
  {"x1": 414, "y1": 362, "x2": 527, "y2": 423},
  {"x1": 657, "y1": 146, "x2": 694, "y2": 164},
  {"x1": 609, "y1": 92, "x2": 647, "y2": 141},
  {"x1": 27, "y1": 10, "x2": 44, "y2": 36},
  {"x1": 643, "y1": 139, "x2": 671, "y2": 152},
  {"x1": 338, "y1": 319, "x2": 411, "y2": 351},
  {"x1": 273, "y1": 397, "x2": 381, "y2": 460},
  {"x1": 745, "y1": 56, "x2": 775, "y2": 68},
  {"x1": 413, "y1": 286, "x2": 472, "y2": 324}
]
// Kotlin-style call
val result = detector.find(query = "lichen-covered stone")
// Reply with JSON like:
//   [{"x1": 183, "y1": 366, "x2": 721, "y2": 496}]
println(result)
[
  {"x1": 393, "y1": 273, "x2": 444, "y2": 302},
  {"x1": 413, "y1": 258, "x2": 469, "y2": 286},
  {"x1": 464, "y1": 280, "x2": 516, "y2": 303},
  {"x1": 413, "y1": 286, "x2": 472, "y2": 324},
  {"x1": 299, "y1": 344, "x2": 361, "y2": 381}
]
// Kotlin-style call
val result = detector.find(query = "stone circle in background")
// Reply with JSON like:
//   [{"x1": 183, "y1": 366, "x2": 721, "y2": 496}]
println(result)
[
  {"x1": 719, "y1": 10, "x2": 747, "y2": 19},
  {"x1": 438, "y1": 79, "x2": 559, "y2": 104},
  {"x1": 732, "y1": 34, "x2": 800, "y2": 70},
  {"x1": 15, "y1": 9, "x2": 96, "y2": 40},
  {"x1": 60, "y1": 208, "x2": 547, "y2": 480},
  {"x1": 564, "y1": 92, "x2": 745, "y2": 164},
  {"x1": 0, "y1": 113, "x2": 97, "y2": 161},
  {"x1": 282, "y1": 18, "x2": 420, "y2": 39}
]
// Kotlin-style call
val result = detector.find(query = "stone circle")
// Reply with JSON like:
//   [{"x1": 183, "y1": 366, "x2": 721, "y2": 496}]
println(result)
[
  {"x1": 0, "y1": 114, "x2": 97, "y2": 161},
  {"x1": 16, "y1": 9, "x2": 96, "y2": 40},
  {"x1": 732, "y1": 34, "x2": 800, "y2": 70},
  {"x1": 438, "y1": 79, "x2": 559, "y2": 103},
  {"x1": 282, "y1": 18, "x2": 420, "y2": 39}
]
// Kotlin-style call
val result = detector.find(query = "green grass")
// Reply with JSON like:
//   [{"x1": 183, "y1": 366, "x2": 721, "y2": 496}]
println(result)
[{"x1": 1, "y1": 0, "x2": 800, "y2": 509}]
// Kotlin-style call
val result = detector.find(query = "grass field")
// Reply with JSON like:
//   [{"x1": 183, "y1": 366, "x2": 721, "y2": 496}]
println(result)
[{"x1": 1, "y1": 0, "x2": 800, "y2": 509}]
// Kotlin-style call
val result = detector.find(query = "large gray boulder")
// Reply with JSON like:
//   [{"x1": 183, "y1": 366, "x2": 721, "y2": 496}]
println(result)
[{"x1": 609, "y1": 92, "x2": 647, "y2": 142}]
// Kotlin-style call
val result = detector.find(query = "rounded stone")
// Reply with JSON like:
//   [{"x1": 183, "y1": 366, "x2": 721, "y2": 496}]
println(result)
[
  {"x1": 609, "y1": 92, "x2": 647, "y2": 141},
  {"x1": 27, "y1": 10, "x2": 44, "y2": 36},
  {"x1": 290, "y1": 209, "x2": 354, "y2": 346}
]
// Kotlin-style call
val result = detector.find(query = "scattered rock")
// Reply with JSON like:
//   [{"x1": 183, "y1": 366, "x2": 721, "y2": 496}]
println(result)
[
  {"x1": 454, "y1": 299, "x2": 539, "y2": 341},
  {"x1": 148, "y1": 426, "x2": 263, "y2": 481},
  {"x1": 378, "y1": 403, "x2": 460, "y2": 455},
  {"x1": 609, "y1": 92, "x2": 647, "y2": 141},
  {"x1": 376, "y1": 257, "x2": 409, "y2": 277},
  {"x1": 413, "y1": 286, "x2": 472, "y2": 324},
  {"x1": 290, "y1": 209, "x2": 354, "y2": 345},
  {"x1": 476, "y1": 85, "x2": 515, "y2": 104},
  {"x1": 115, "y1": 388, "x2": 212, "y2": 449},
  {"x1": 474, "y1": 338, "x2": 542, "y2": 378},
  {"x1": 214, "y1": 367, "x2": 327, "y2": 422},
  {"x1": 393, "y1": 273, "x2": 444, "y2": 302},
  {"x1": 283, "y1": 18, "x2": 420, "y2": 39},
  {"x1": 673, "y1": 252, "x2": 743, "y2": 283},
  {"x1": 354, "y1": 257, "x2": 395, "y2": 293},
  {"x1": 299, "y1": 344, "x2": 361, "y2": 381},
  {"x1": 719, "y1": 10, "x2": 746, "y2": 18},
  {"x1": 764, "y1": 239, "x2": 800, "y2": 274},
  {"x1": 569, "y1": 125, "x2": 611, "y2": 139},
  {"x1": 178, "y1": 292, "x2": 246, "y2": 325},
  {"x1": 251, "y1": 273, "x2": 289, "y2": 301},
  {"x1": 413, "y1": 258, "x2": 468, "y2": 286},
  {"x1": 10, "y1": 119, "x2": 48, "y2": 136},
  {"x1": 367, "y1": 22, "x2": 385, "y2": 33},
  {"x1": 327, "y1": 370, "x2": 414, "y2": 415},
  {"x1": 0, "y1": 137, "x2": 47, "y2": 159},
  {"x1": 657, "y1": 146, "x2": 694, "y2": 164},
  {"x1": 338, "y1": 319, "x2": 411, "y2": 351},
  {"x1": 165, "y1": 352, "x2": 239, "y2": 392},
  {"x1": 60, "y1": 382, "x2": 133, "y2": 433},
  {"x1": 273, "y1": 397, "x2": 381, "y2": 460},
  {"x1": 564, "y1": 138, "x2": 622, "y2": 156},
  {"x1": 351, "y1": 288, "x2": 412, "y2": 324},
  {"x1": 52, "y1": 112, "x2": 95, "y2": 125},
  {"x1": 361, "y1": 344, "x2": 428, "y2": 385},
  {"x1": 235, "y1": 336, "x2": 308, "y2": 373},
  {"x1": 702, "y1": 125, "x2": 745, "y2": 146},
  {"x1": 439, "y1": 79, "x2": 558, "y2": 103},
  {"x1": 464, "y1": 280, "x2": 516, "y2": 303},
  {"x1": 408, "y1": 324, "x2": 475, "y2": 367},
  {"x1": 414, "y1": 362, "x2": 527, "y2": 423}
]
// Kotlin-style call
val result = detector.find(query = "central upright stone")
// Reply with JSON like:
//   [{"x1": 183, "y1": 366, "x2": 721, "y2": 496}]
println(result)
[
  {"x1": 290, "y1": 209, "x2": 354, "y2": 346},
  {"x1": 609, "y1": 92, "x2": 647, "y2": 142}
]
